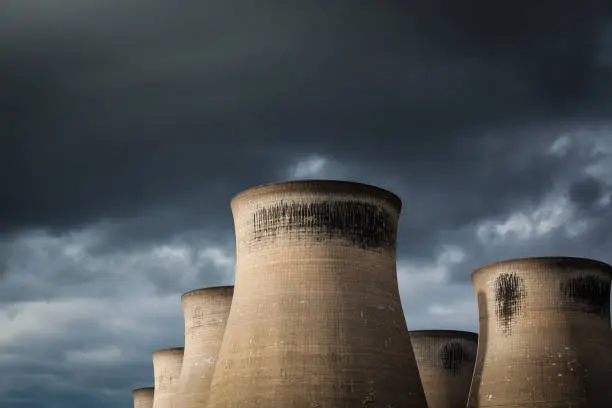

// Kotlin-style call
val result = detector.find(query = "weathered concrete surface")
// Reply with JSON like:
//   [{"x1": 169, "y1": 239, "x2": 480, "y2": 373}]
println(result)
[
  {"x1": 207, "y1": 180, "x2": 428, "y2": 408},
  {"x1": 174, "y1": 286, "x2": 233, "y2": 408},
  {"x1": 133, "y1": 387, "x2": 154, "y2": 408},
  {"x1": 152, "y1": 347, "x2": 184, "y2": 408},
  {"x1": 410, "y1": 330, "x2": 478, "y2": 408},
  {"x1": 468, "y1": 257, "x2": 612, "y2": 408}
]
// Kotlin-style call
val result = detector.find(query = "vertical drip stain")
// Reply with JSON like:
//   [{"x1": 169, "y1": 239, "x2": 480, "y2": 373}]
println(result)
[
  {"x1": 251, "y1": 200, "x2": 396, "y2": 250},
  {"x1": 438, "y1": 341, "x2": 473, "y2": 376},
  {"x1": 494, "y1": 273, "x2": 526, "y2": 335},
  {"x1": 560, "y1": 275, "x2": 610, "y2": 318}
]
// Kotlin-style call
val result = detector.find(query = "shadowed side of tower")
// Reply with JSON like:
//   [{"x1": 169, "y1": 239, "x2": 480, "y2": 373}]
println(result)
[
  {"x1": 207, "y1": 180, "x2": 428, "y2": 408},
  {"x1": 174, "y1": 286, "x2": 234, "y2": 408},
  {"x1": 410, "y1": 330, "x2": 478, "y2": 408},
  {"x1": 133, "y1": 387, "x2": 154, "y2": 408},
  {"x1": 152, "y1": 347, "x2": 184, "y2": 408},
  {"x1": 468, "y1": 257, "x2": 612, "y2": 408}
]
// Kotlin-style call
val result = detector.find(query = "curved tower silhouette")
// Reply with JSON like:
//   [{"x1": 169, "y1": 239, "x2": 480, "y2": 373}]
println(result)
[
  {"x1": 133, "y1": 387, "x2": 154, "y2": 408},
  {"x1": 207, "y1": 180, "x2": 428, "y2": 408},
  {"x1": 152, "y1": 347, "x2": 184, "y2": 408},
  {"x1": 174, "y1": 286, "x2": 234, "y2": 408},
  {"x1": 468, "y1": 257, "x2": 612, "y2": 407},
  {"x1": 410, "y1": 330, "x2": 478, "y2": 408}
]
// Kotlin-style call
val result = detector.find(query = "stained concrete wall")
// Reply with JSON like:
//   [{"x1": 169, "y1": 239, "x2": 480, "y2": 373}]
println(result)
[
  {"x1": 207, "y1": 180, "x2": 428, "y2": 408},
  {"x1": 468, "y1": 257, "x2": 612, "y2": 407},
  {"x1": 152, "y1": 347, "x2": 184, "y2": 408},
  {"x1": 174, "y1": 286, "x2": 234, "y2": 408},
  {"x1": 410, "y1": 330, "x2": 478, "y2": 408},
  {"x1": 133, "y1": 387, "x2": 154, "y2": 408}
]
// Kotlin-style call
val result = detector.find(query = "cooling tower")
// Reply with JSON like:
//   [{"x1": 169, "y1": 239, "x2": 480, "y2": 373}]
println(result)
[
  {"x1": 152, "y1": 347, "x2": 184, "y2": 408},
  {"x1": 468, "y1": 257, "x2": 612, "y2": 407},
  {"x1": 207, "y1": 180, "x2": 428, "y2": 408},
  {"x1": 174, "y1": 286, "x2": 234, "y2": 408},
  {"x1": 410, "y1": 330, "x2": 478, "y2": 408},
  {"x1": 133, "y1": 387, "x2": 154, "y2": 408}
]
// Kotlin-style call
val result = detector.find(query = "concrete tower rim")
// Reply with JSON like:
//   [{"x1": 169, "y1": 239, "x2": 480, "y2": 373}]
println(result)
[
  {"x1": 181, "y1": 285, "x2": 234, "y2": 300},
  {"x1": 471, "y1": 256, "x2": 612, "y2": 280},
  {"x1": 230, "y1": 179, "x2": 403, "y2": 214},
  {"x1": 409, "y1": 330, "x2": 478, "y2": 339},
  {"x1": 151, "y1": 347, "x2": 184, "y2": 357},
  {"x1": 133, "y1": 387, "x2": 154, "y2": 393}
]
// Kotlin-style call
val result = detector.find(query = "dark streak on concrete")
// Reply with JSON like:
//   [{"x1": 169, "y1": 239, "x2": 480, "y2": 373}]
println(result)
[
  {"x1": 560, "y1": 275, "x2": 610, "y2": 318},
  {"x1": 494, "y1": 273, "x2": 526, "y2": 335},
  {"x1": 439, "y1": 341, "x2": 474, "y2": 376},
  {"x1": 251, "y1": 200, "x2": 396, "y2": 250}
]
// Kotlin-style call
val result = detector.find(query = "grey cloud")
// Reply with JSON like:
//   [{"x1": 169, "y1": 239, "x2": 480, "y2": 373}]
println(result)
[
  {"x1": 0, "y1": 288, "x2": 186, "y2": 407},
  {"x1": 0, "y1": 228, "x2": 234, "y2": 305},
  {"x1": 0, "y1": 347, "x2": 153, "y2": 408}
]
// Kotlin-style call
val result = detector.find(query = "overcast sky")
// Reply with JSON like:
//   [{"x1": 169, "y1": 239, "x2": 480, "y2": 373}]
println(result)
[{"x1": 1, "y1": 0, "x2": 612, "y2": 407}]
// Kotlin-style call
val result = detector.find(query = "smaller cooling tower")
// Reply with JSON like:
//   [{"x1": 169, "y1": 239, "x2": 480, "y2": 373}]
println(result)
[
  {"x1": 468, "y1": 257, "x2": 612, "y2": 407},
  {"x1": 174, "y1": 286, "x2": 234, "y2": 408},
  {"x1": 410, "y1": 330, "x2": 478, "y2": 408},
  {"x1": 152, "y1": 347, "x2": 184, "y2": 408},
  {"x1": 133, "y1": 387, "x2": 154, "y2": 408}
]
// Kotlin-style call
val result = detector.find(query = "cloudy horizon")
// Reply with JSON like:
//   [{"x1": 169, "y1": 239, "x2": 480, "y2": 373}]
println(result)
[{"x1": 2, "y1": 0, "x2": 612, "y2": 406}]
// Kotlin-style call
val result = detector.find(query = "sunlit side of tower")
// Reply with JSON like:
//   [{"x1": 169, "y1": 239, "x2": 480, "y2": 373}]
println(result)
[
  {"x1": 207, "y1": 180, "x2": 428, "y2": 408},
  {"x1": 410, "y1": 330, "x2": 478, "y2": 408},
  {"x1": 174, "y1": 286, "x2": 234, "y2": 408},
  {"x1": 468, "y1": 257, "x2": 612, "y2": 407},
  {"x1": 152, "y1": 347, "x2": 184, "y2": 408},
  {"x1": 133, "y1": 387, "x2": 154, "y2": 408}
]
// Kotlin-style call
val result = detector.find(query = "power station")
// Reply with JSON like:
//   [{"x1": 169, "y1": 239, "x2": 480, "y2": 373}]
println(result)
[
  {"x1": 174, "y1": 286, "x2": 234, "y2": 408},
  {"x1": 410, "y1": 330, "x2": 478, "y2": 408},
  {"x1": 207, "y1": 180, "x2": 428, "y2": 407},
  {"x1": 152, "y1": 347, "x2": 184, "y2": 408},
  {"x1": 132, "y1": 387, "x2": 154, "y2": 408},
  {"x1": 468, "y1": 257, "x2": 612, "y2": 407},
  {"x1": 128, "y1": 180, "x2": 612, "y2": 408}
]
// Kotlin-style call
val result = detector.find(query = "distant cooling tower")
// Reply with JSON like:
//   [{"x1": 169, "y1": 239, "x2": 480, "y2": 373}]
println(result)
[
  {"x1": 133, "y1": 387, "x2": 154, "y2": 408},
  {"x1": 468, "y1": 257, "x2": 612, "y2": 407},
  {"x1": 410, "y1": 330, "x2": 478, "y2": 408},
  {"x1": 207, "y1": 180, "x2": 428, "y2": 408},
  {"x1": 152, "y1": 347, "x2": 184, "y2": 408},
  {"x1": 174, "y1": 286, "x2": 234, "y2": 408}
]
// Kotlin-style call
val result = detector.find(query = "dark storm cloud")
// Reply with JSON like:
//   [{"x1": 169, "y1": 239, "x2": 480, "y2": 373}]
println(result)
[
  {"x1": 567, "y1": 174, "x2": 612, "y2": 244},
  {"x1": 1, "y1": 0, "x2": 611, "y2": 237},
  {"x1": 569, "y1": 175, "x2": 607, "y2": 210},
  {"x1": 418, "y1": 0, "x2": 612, "y2": 106}
]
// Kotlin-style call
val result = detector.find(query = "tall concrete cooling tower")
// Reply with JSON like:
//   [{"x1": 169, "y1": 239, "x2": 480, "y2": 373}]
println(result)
[
  {"x1": 410, "y1": 330, "x2": 478, "y2": 408},
  {"x1": 206, "y1": 180, "x2": 428, "y2": 408},
  {"x1": 174, "y1": 286, "x2": 234, "y2": 408},
  {"x1": 152, "y1": 347, "x2": 184, "y2": 408},
  {"x1": 468, "y1": 257, "x2": 612, "y2": 407},
  {"x1": 133, "y1": 387, "x2": 154, "y2": 408}
]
